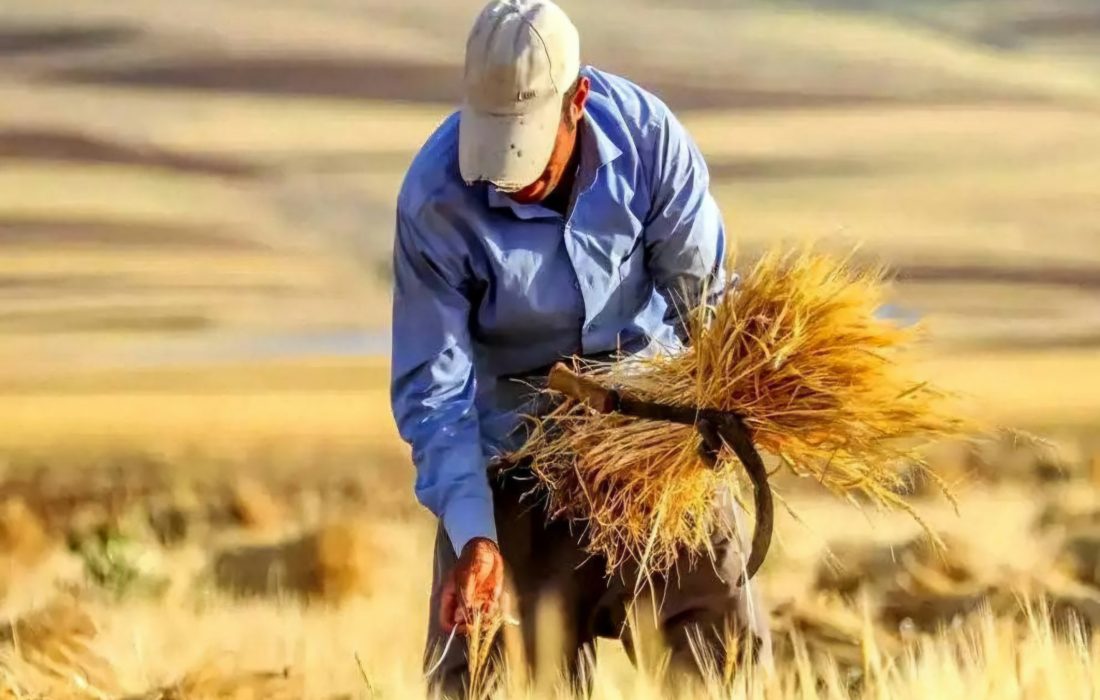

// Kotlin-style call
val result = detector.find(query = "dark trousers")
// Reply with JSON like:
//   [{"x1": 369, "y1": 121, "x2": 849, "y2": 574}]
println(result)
[{"x1": 424, "y1": 469, "x2": 773, "y2": 697}]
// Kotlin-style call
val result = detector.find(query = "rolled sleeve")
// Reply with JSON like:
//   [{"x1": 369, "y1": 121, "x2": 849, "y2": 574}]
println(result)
[
  {"x1": 643, "y1": 108, "x2": 728, "y2": 338},
  {"x1": 390, "y1": 205, "x2": 497, "y2": 554}
]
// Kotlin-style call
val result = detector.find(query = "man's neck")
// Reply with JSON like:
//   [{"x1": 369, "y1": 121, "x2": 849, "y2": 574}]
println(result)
[{"x1": 541, "y1": 123, "x2": 583, "y2": 217}]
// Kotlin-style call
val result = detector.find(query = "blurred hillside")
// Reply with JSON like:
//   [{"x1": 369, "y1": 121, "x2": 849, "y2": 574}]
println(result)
[{"x1": 1, "y1": 0, "x2": 1099, "y2": 424}]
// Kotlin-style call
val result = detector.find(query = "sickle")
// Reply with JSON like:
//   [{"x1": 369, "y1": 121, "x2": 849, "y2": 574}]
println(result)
[
  {"x1": 547, "y1": 363, "x2": 774, "y2": 584},
  {"x1": 695, "y1": 415, "x2": 774, "y2": 585}
]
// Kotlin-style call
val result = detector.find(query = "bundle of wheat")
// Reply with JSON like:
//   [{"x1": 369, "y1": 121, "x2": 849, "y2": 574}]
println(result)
[{"x1": 514, "y1": 248, "x2": 968, "y2": 576}]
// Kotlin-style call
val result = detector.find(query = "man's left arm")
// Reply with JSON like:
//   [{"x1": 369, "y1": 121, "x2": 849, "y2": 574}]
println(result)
[{"x1": 642, "y1": 107, "x2": 728, "y2": 340}]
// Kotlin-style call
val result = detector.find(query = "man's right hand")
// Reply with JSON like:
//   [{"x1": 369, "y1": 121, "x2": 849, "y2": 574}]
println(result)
[{"x1": 439, "y1": 537, "x2": 505, "y2": 634}]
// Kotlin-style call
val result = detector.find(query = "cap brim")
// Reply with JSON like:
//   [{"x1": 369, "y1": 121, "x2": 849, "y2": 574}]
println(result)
[{"x1": 459, "y1": 99, "x2": 560, "y2": 191}]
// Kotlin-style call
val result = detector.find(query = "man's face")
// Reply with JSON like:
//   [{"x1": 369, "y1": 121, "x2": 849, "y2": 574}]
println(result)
[{"x1": 506, "y1": 77, "x2": 590, "y2": 205}]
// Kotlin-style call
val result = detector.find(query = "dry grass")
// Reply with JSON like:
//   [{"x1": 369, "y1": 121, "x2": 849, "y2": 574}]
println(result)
[
  {"x1": 0, "y1": 499, "x2": 54, "y2": 603},
  {"x1": 146, "y1": 660, "x2": 302, "y2": 700},
  {"x1": 0, "y1": 598, "x2": 121, "y2": 698},
  {"x1": 518, "y1": 249, "x2": 969, "y2": 575},
  {"x1": 0, "y1": 601, "x2": 302, "y2": 699},
  {"x1": 0, "y1": 499, "x2": 52, "y2": 568},
  {"x1": 310, "y1": 521, "x2": 381, "y2": 601},
  {"x1": 3, "y1": 593, "x2": 1100, "y2": 699},
  {"x1": 227, "y1": 478, "x2": 285, "y2": 533}
]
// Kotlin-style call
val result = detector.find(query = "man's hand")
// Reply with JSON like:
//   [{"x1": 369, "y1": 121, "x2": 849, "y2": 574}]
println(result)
[{"x1": 439, "y1": 537, "x2": 504, "y2": 634}]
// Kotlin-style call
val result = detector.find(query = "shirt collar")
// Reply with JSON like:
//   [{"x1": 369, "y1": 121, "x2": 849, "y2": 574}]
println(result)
[
  {"x1": 486, "y1": 93, "x2": 623, "y2": 218},
  {"x1": 581, "y1": 93, "x2": 623, "y2": 168}
]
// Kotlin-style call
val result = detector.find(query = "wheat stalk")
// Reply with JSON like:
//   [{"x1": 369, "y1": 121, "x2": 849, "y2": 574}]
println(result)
[{"x1": 466, "y1": 611, "x2": 503, "y2": 700}]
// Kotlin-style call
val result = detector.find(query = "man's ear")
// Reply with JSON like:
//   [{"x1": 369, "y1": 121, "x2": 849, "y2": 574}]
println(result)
[{"x1": 568, "y1": 76, "x2": 591, "y2": 123}]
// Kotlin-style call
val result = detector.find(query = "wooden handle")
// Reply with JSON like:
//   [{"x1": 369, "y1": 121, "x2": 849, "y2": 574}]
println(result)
[{"x1": 547, "y1": 363, "x2": 617, "y2": 413}]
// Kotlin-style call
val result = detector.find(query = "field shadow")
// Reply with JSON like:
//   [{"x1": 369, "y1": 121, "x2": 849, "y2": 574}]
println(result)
[
  {"x1": 895, "y1": 262, "x2": 1100, "y2": 291},
  {"x1": 708, "y1": 156, "x2": 879, "y2": 180},
  {"x1": 0, "y1": 129, "x2": 262, "y2": 178},
  {"x1": 0, "y1": 307, "x2": 213, "y2": 334},
  {"x1": 0, "y1": 216, "x2": 266, "y2": 250},
  {"x1": 998, "y1": 10, "x2": 1100, "y2": 38},
  {"x1": 0, "y1": 24, "x2": 139, "y2": 55}
]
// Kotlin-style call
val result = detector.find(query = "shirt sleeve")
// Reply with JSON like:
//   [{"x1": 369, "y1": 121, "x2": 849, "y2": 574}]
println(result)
[
  {"x1": 390, "y1": 204, "x2": 497, "y2": 555},
  {"x1": 642, "y1": 107, "x2": 728, "y2": 340}
]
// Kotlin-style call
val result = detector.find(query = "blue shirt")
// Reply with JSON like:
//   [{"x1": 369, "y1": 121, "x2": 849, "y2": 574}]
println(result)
[{"x1": 390, "y1": 67, "x2": 727, "y2": 554}]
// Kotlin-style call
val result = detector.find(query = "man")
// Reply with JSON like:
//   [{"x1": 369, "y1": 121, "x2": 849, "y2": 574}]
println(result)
[{"x1": 390, "y1": 0, "x2": 771, "y2": 694}]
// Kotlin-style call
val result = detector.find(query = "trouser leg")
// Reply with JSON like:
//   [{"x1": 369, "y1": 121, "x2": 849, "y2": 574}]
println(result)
[
  {"x1": 494, "y1": 471, "x2": 603, "y2": 696},
  {"x1": 615, "y1": 494, "x2": 773, "y2": 680}
]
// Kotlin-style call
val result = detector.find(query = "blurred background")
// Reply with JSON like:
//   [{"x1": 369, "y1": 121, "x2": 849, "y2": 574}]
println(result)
[
  {"x1": 3, "y1": 0, "x2": 1099, "y2": 423},
  {"x1": 1, "y1": 0, "x2": 1099, "y2": 695},
  {"x1": 3, "y1": 0, "x2": 1100, "y2": 411}
]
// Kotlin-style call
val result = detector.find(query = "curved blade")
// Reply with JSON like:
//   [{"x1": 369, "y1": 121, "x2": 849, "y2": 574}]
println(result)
[{"x1": 700, "y1": 416, "x2": 774, "y2": 586}]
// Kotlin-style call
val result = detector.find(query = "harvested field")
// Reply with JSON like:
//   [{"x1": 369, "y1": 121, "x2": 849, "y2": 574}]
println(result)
[
  {"x1": 0, "y1": 357, "x2": 1095, "y2": 697},
  {"x1": 0, "y1": 422, "x2": 1099, "y2": 696}
]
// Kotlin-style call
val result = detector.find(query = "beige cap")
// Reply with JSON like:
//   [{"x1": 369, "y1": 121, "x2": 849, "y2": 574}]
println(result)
[{"x1": 459, "y1": 0, "x2": 580, "y2": 191}]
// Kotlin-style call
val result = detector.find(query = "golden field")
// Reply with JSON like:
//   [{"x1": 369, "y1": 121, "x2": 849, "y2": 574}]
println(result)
[
  {"x1": 4, "y1": 358, "x2": 1100, "y2": 698},
  {"x1": 3, "y1": 0, "x2": 1100, "y2": 696}
]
